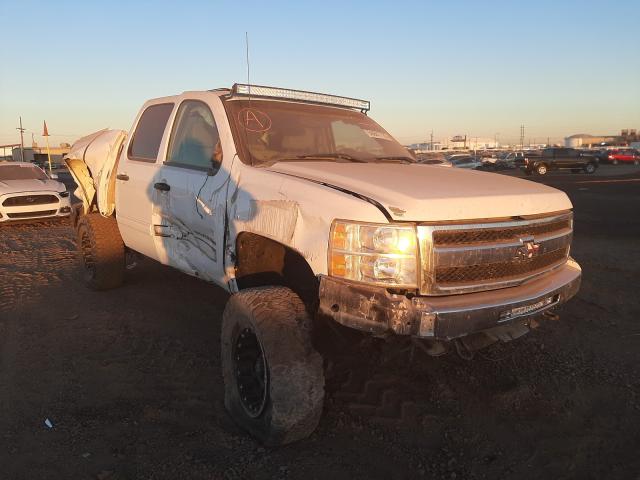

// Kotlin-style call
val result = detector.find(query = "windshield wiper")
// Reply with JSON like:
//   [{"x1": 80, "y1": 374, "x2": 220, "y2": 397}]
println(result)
[
  {"x1": 277, "y1": 153, "x2": 368, "y2": 163},
  {"x1": 373, "y1": 155, "x2": 416, "y2": 164}
]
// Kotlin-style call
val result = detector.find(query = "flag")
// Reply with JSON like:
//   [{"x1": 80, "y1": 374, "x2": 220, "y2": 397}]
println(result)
[{"x1": 43, "y1": 121, "x2": 49, "y2": 137}]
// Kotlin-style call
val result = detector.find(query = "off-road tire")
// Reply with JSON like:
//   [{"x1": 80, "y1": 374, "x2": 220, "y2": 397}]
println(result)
[
  {"x1": 221, "y1": 286, "x2": 324, "y2": 446},
  {"x1": 76, "y1": 214, "x2": 125, "y2": 290},
  {"x1": 584, "y1": 163, "x2": 596, "y2": 174},
  {"x1": 535, "y1": 164, "x2": 548, "y2": 175}
]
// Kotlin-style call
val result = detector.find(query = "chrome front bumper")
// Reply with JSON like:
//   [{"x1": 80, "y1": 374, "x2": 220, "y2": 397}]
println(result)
[{"x1": 318, "y1": 258, "x2": 581, "y2": 340}]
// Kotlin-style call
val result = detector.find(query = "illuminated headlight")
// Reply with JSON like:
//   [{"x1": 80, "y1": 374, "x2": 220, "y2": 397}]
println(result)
[{"x1": 329, "y1": 221, "x2": 418, "y2": 288}]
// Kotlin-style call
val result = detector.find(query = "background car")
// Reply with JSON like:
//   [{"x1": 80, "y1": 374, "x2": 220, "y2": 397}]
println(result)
[
  {"x1": 418, "y1": 158, "x2": 453, "y2": 167},
  {"x1": 0, "y1": 162, "x2": 71, "y2": 222},
  {"x1": 521, "y1": 148, "x2": 598, "y2": 175},
  {"x1": 449, "y1": 156, "x2": 483, "y2": 169},
  {"x1": 607, "y1": 149, "x2": 640, "y2": 165}
]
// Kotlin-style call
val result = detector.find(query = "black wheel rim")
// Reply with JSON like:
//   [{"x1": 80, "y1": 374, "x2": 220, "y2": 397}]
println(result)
[
  {"x1": 80, "y1": 231, "x2": 96, "y2": 280},
  {"x1": 233, "y1": 327, "x2": 268, "y2": 418}
]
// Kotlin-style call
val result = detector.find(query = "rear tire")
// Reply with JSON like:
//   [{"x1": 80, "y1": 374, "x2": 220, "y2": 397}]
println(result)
[
  {"x1": 76, "y1": 214, "x2": 125, "y2": 290},
  {"x1": 612, "y1": 159, "x2": 619, "y2": 165},
  {"x1": 221, "y1": 286, "x2": 324, "y2": 446}
]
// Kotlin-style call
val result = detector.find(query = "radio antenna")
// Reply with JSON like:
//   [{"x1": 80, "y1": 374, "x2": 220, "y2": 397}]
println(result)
[{"x1": 245, "y1": 32, "x2": 251, "y2": 96}]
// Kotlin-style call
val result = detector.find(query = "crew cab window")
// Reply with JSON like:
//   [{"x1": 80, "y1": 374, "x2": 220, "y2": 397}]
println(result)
[
  {"x1": 166, "y1": 100, "x2": 221, "y2": 172},
  {"x1": 129, "y1": 103, "x2": 174, "y2": 162}
]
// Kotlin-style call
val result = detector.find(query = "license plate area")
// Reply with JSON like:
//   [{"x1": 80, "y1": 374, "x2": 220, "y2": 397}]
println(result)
[{"x1": 498, "y1": 294, "x2": 559, "y2": 322}]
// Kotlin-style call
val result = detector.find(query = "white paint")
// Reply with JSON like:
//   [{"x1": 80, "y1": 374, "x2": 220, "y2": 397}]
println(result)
[{"x1": 269, "y1": 161, "x2": 572, "y2": 221}]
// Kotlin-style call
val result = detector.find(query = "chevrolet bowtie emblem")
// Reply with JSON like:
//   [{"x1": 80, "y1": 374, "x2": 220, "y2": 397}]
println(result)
[{"x1": 516, "y1": 238, "x2": 540, "y2": 260}]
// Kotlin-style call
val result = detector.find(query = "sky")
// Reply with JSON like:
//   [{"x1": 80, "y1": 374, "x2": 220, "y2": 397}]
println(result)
[{"x1": 1, "y1": 0, "x2": 639, "y2": 148}]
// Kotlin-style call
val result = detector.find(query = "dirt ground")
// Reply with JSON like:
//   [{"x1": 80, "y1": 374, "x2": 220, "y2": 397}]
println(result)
[{"x1": 1, "y1": 166, "x2": 639, "y2": 480}]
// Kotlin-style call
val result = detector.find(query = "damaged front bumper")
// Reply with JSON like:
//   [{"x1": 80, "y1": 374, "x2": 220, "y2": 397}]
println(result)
[{"x1": 318, "y1": 258, "x2": 581, "y2": 341}]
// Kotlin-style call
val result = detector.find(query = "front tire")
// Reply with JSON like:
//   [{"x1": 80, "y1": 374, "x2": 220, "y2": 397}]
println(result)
[
  {"x1": 584, "y1": 163, "x2": 596, "y2": 174},
  {"x1": 76, "y1": 214, "x2": 125, "y2": 290},
  {"x1": 221, "y1": 286, "x2": 324, "y2": 446},
  {"x1": 535, "y1": 164, "x2": 548, "y2": 175}
]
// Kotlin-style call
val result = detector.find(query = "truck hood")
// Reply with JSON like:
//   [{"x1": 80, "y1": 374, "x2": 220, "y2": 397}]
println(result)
[
  {"x1": 268, "y1": 162, "x2": 572, "y2": 221},
  {"x1": 0, "y1": 178, "x2": 64, "y2": 195}
]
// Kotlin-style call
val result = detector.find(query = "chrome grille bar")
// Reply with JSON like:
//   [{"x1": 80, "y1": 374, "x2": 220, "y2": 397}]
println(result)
[{"x1": 418, "y1": 212, "x2": 573, "y2": 295}]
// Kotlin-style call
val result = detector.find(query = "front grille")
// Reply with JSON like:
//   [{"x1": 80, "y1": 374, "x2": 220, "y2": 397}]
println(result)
[
  {"x1": 2, "y1": 195, "x2": 59, "y2": 207},
  {"x1": 6, "y1": 210, "x2": 57, "y2": 219},
  {"x1": 419, "y1": 212, "x2": 573, "y2": 295},
  {"x1": 435, "y1": 248, "x2": 568, "y2": 285},
  {"x1": 433, "y1": 218, "x2": 571, "y2": 245}
]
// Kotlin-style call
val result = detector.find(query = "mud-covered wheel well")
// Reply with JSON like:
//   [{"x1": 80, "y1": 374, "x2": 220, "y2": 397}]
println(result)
[{"x1": 234, "y1": 232, "x2": 319, "y2": 315}]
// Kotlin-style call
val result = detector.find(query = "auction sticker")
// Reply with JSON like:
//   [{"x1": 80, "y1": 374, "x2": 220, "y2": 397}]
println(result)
[{"x1": 363, "y1": 129, "x2": 394, "y2": 141}]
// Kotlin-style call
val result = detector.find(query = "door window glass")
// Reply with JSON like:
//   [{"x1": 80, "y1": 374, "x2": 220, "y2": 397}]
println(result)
[
  {"x1": 166, "y1": 100, "x2": 221, "y2": 172},
  {"x1": 129, "y1": 103, "x2": 174, "y2": 162}
]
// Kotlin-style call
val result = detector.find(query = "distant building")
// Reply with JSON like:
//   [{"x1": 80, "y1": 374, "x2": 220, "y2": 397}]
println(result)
[
  {"x1": 565, "y1": 129, "x2": 639, "y2": 148},
  {"x1": 408, "y1": 136, "x2": 498, "y2": 152},
  {"x1": 10, "y1": 145, "x2": 70, "y2": 166},
  {"x1": 449, "y1": 136, "x2": 498, "y2": 150},
  {"x1": 564, "y1": 134, "x2": 615, "y2": 148}
]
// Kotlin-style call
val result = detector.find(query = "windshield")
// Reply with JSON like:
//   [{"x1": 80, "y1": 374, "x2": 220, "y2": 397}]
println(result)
[
  {"x1": 223, "y1": 99, "x2": 414, "y2": 166},
  {"x1": 0, "y1": 164, "x2": 48, "y2": 181}
]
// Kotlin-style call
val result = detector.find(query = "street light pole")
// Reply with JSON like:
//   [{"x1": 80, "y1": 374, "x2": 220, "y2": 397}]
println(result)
[{"x1": 16, "y1": 116, "x2": 25, "y2": 162}]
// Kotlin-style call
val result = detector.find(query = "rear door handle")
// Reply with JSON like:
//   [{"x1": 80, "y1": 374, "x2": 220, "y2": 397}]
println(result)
[
  {"x1": 154, "y1": 182, "x2": 170, "y2": 192},
  {"x1": 116, "y1": 173, "x2": 129, "y2": 181}
]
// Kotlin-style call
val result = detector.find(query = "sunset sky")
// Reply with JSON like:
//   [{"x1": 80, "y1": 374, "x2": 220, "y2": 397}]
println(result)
[{"x1": 1, "y1": 0, "x2": 638, "y2": 147}]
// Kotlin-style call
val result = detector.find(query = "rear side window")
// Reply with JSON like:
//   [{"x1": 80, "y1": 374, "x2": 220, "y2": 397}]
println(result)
[{"x1": 129, "y1": 103, "x2": 174, "y2": 162}]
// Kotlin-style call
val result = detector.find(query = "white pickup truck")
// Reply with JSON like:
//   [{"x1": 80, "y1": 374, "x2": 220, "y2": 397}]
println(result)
[{"x1": 65, "y1": 84, "x2": 581, "y2": 445}]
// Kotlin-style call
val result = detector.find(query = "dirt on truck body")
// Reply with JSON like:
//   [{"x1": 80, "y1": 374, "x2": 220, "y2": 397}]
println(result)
[{"x1": 64, "y1": 83, "x2": 580, "y2": 445}]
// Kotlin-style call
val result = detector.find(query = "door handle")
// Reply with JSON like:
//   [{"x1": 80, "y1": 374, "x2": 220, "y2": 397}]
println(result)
[
  {"x1": 116, "y1": 173, "x2": 129, "y2": 181},
  {"x1": 154, "y1": 182, "x2": 171, "y2": 192}
]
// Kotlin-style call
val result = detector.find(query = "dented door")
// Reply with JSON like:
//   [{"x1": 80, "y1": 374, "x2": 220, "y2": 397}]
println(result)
[{"x1": 153, "y1": 99, "x2": 228, "y2": 282}]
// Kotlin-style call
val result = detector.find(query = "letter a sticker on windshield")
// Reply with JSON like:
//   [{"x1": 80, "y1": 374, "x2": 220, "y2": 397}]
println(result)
[{"x1": 238, "y1": 108, "x2": 272, "y2": 133}]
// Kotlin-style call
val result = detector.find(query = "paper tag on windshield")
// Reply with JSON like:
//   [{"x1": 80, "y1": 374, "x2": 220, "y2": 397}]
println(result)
[{"x1": 363, "y1": 129, "x2": 394, "y2": 141}]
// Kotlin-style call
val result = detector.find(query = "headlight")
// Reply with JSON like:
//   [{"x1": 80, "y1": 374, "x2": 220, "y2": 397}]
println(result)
[{"x1": 329, "y1": 220, "x2": 418, "y2": 288}]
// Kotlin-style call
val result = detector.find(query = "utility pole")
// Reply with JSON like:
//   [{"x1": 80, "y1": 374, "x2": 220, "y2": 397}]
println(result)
[
  {"x1": 520, "y1": 125, "x2": 525, "y2": 150},
  {"x1": 16, "y1": 117, "x2": 25, "y2": 162},
  {"x1": 430, "y1": 129, "x2": 434, "y2": 151}
]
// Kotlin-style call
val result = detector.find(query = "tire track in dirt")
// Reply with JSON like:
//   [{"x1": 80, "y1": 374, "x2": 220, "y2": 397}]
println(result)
[{"x1": 0, "y1": 220, "x2": 77, "y2": 314}]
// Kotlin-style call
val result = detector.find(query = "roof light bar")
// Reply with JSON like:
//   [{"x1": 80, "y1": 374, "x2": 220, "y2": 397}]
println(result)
[{"x1": 231, "y1": 84, "x2": 370, "y2": 112}]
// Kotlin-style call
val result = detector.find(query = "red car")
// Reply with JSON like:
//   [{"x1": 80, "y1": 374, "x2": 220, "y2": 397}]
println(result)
[{"x1": 607, "y1": 149, "x2": 640, "y2": 165}]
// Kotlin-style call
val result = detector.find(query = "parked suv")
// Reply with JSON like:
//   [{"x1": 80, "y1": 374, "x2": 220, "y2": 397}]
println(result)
[{"x1": 522, "y1": 148, "x2": 598, "y2": 175}]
